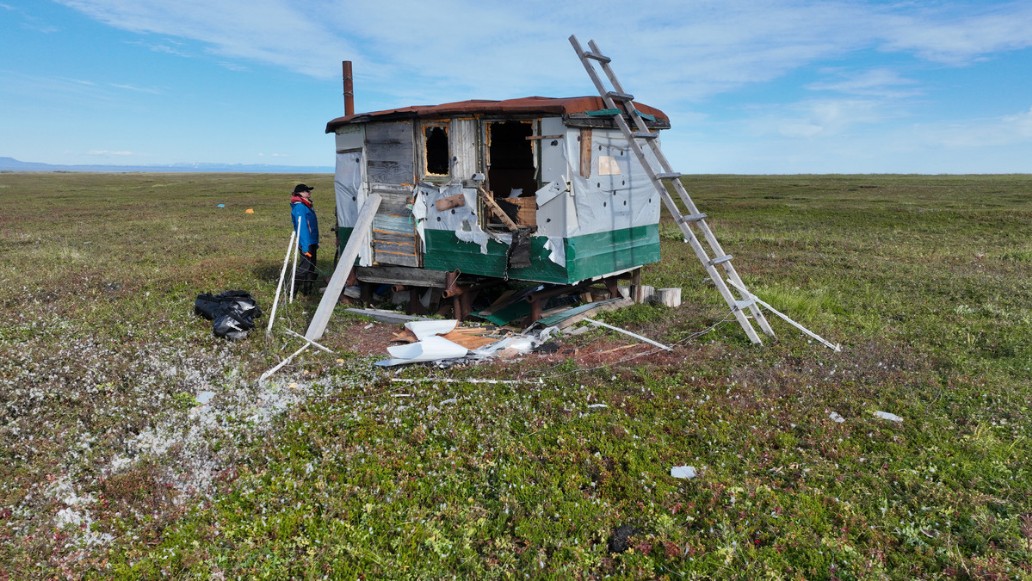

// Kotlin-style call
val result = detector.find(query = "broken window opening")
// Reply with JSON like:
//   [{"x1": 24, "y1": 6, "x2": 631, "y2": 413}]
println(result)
[
  {"x1": 424, "y1": 125, "x2": 450, "y2": 176},
  {"x1": 487, "y1": 120, "x2": 536, "y2": 197},
  {"x1": 484, "y1": 120, "x2": 538, "y2": 232}
]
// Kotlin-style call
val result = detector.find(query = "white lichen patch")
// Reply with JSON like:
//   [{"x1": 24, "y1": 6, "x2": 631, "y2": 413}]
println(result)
[{"x1": 0, "y1": 316, "x2": 373, "y2": 562}]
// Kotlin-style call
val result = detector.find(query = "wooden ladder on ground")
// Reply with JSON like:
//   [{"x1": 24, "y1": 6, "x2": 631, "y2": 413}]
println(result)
[{"x1": 570, "y1": 35, "x2": 775, "y2": 344}]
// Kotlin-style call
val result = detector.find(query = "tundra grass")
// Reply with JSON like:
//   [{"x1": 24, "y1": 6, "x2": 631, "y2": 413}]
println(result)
[{"x1": 0, "y1": 173, "x2": 1029, "y2": 578}]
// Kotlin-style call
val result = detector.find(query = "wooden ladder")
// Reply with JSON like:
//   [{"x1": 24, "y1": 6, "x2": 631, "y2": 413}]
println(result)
[{"x1": 569, "y1": 35, "x2": 775, "y2": 344}]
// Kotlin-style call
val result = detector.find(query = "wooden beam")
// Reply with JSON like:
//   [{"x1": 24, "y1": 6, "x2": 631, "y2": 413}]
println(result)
[
  {"x1": 305, "y1": 194, "x2": 382, "y2": 342},
  {"x1": 478, "y1": 186, "x2": 520, "y2": 231},
  {"x1": 354, "y1": 265, "x2": 451, "y2": 288},
  {"x1": 579, "y1": 128, "x2": 592, "y2": 178}
]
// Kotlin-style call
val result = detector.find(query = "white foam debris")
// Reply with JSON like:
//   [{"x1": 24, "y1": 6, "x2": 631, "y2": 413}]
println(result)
[
  {"x1": 874, "y1": 411, "x2": 903, "y2": 423},
  {"x1": 670, "y1": 466, "x2": 697, "y2": 480}
]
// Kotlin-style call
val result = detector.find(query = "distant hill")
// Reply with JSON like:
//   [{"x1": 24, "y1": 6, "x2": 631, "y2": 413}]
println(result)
[{"x1": 0, "y1": 156, "x2": 333, "y2": 174}]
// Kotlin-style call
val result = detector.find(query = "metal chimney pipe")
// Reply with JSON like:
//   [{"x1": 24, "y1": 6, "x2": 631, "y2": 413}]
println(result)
[{"x1": 342, "y1": 60, "x2": 354, "y2": 117}]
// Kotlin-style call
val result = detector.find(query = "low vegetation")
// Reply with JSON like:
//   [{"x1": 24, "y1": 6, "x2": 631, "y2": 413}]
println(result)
[{"x1": 0, "y1": 172, "x2": 1029, "y2": 578}]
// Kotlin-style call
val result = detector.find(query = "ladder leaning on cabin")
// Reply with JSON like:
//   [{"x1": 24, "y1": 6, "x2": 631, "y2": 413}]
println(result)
[{"x1": 569, "y1": 35, "x2": 775, "y2": 345}]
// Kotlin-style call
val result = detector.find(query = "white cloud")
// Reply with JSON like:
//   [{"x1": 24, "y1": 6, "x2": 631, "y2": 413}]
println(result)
[
  {"x1": 1007, "y1": 107, "x2": 1032, "y2": 138},
  {"x1": 128, "y1": 39, "x2": 191, "y2": 58},
  {"x1": 34, "y1": 0, "x2": 1032, "y2": 171},
  {"x1": 51, "y1": 0, "x2": 1032, "y2": 107},
  {"x1": 109, "y1": 82, "x2": 161, "y2": 95},
  {"x1": 737, "y1": 98, "x2": 897, "y2": 139},
  {"x1": 808, "y1": 68, "x2": 921, "y2": 98},
  {"x1": 916, "y1": 106, "x2": 1032, "y2": 149},
  {"x1": 56, "y1": 0, "x2": 359, "y2": 78},
  {"x1": 675, "y1": 103, "x2": 1032, "y2": 173},
  {"x1": 878, "y1": 2, "x2": 1032, "y2": 65}
]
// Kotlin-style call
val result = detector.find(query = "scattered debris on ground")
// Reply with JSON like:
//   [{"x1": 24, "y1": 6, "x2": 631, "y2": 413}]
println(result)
[
  {"x1": 670, "y1": 466, "x2": 698, "y2": 480},
  {"x1": 373, "y1": 318, "x2": 560, "y2": 367},
  {"x1": 874, "y1": 410, "x2": 904, "y2": 423}
]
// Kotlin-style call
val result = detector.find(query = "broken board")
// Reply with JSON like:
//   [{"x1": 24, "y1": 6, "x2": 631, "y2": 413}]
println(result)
[{"x1": 305, "y1": 194, "x2": 382, "y2": 342}]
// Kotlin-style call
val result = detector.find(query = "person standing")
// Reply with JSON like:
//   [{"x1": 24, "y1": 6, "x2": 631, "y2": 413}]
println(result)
[{"x1": 290, "y1": 183, "x2": 319, "y2": 296}]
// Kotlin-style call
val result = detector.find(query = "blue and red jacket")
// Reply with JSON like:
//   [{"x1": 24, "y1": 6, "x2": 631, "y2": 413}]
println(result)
[{"x1": 290, "y1": 198, "x2": 319, "y2": 254}]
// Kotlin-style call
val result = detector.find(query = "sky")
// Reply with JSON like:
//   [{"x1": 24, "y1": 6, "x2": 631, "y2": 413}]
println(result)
[{"x1": 2, "y1": 0, "x2": 1031, "y2": 173}]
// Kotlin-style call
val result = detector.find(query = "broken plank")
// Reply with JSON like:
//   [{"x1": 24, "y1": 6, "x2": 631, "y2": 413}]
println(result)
[
  {"x1": 305, "y1": 194, "x2": 381, "y2": 342},
  {"x1": 536, "y1": 298, "x2": 632, "y2": 329},
  {"x1": 344, "y1": 308, "x2": 425, "y2": 324},
  {"x1": 355, "y1": 265, "x2": 450, "y2": 288},
  {"x1": 478, "y1": 186, "x2": 519, "y2": 231}
]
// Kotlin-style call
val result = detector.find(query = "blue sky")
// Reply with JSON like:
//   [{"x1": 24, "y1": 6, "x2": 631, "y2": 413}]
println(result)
[{"x1": 2, "y1": 0, "x2": 1031, "y2": 173}]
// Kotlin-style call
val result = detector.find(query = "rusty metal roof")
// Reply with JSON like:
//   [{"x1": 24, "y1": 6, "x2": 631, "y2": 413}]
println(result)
[{"x1": 325, "y1": 96, "x2": 669, "y2": 133}]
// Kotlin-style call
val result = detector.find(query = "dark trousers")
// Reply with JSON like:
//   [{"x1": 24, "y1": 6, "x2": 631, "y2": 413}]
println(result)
[{"x1": 295, "y1": 246, "x2": 318, "y2": 296}]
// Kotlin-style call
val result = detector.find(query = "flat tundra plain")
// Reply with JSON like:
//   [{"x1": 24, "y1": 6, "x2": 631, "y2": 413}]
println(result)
[{"x1": 0, "y1": 172, "x2": 1029, "y2": 578}]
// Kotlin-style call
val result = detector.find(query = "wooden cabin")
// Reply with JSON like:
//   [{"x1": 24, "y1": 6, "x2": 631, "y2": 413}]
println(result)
[{"x1": 324, "y1": 96, "x2": 671, "y2": 317}]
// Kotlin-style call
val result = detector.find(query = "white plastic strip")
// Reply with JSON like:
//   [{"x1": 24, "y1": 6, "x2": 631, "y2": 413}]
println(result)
[
  {"x1": 285, "y1": 328, "x2": 335, "y2": 354},
  {"x1": 726, "y1": 279, "x2": 841, "y2": 352},
  {"x1": 583, "y1": 318, "x2": 672, "y2": 351},
  {"x1": 289, "y1": 215, "x2": 301, "y2": 303},
  {"x1": 266, "y1": 229, "x2": 296, "y2": 336},
  {"x1": 258, "y1": 343, "x2": 310, "y2": 383}
]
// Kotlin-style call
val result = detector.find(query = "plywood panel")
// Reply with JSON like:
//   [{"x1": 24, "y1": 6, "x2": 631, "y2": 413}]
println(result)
[{"x1": 365, "y1": 121, "x2": 414, "y2": 185}]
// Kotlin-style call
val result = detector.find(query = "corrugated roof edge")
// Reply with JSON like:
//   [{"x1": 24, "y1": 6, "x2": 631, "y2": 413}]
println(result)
[{"x1": 325, "y1": 96, "x2": 670, "y2": 133}]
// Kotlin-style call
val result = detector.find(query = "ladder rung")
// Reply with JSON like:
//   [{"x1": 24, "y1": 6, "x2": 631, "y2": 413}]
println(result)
[
  {"x1": 709, "y1": 255, "x2": 733, "y2": 266},
  {"x1": 584, "y1": 51, "x2": 611, "y2": 63},
  {"x1": 656, "y1": 172, "x2": 682, "y2": 180},
  {"x1": 606, "y1": 91, "x2": 634, "y2": 101},
  {"x1": 632, "y1": 131, "x2": 658, "y2": 139},
  {"x1": 678, "y1": 212, "x2": 707, "y2": 223}
]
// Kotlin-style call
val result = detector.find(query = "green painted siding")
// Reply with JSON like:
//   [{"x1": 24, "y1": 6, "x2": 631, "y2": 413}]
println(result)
[
  {"x1": 421, "y1": 225, "x2": 660, "y2": 283},
  {"x1": 338, "y1": 225, "x2": 660, "y2": 283},
  {"x1": 336, "y1": 227, "x2": 354, "y2": 251},
  {"x1": 423, "y1": 230, "x2": 567, "y2": 282},
  {"x1": 565, "y1": 225, "x2": 661, "y2": 281}
]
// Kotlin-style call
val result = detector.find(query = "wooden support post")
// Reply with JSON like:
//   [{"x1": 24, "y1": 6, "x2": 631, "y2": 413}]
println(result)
[
  {"x1": 529, "y1": 296, "x2": 543, "y2": 323},
  {"x1": 452, "y1": 295, "x2": 464, "y2": 321},
  {"x1": 305, "y1": 194, "x2": 381, "y2": 342},
  {"x1": 631, "y1": 268, "x2": 643, "y2": 304},
  {"x1": 360, "y1": 282, "x2": 372, "y2": 306},
  {"x1": 461, "y1": 289, "x2": 475, "y2": 320},
  {"x1": 408, "y1": 286, "x2": 424, "y2": 315}
]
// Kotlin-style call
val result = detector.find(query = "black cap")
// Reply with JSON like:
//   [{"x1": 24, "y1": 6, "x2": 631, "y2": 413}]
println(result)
[{"x1": 293, "y1": 184, "x2": 314, "y2": 194}]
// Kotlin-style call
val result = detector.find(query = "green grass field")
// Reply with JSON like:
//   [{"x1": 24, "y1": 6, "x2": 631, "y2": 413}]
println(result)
[{"x1": 0, "y1": 172, "x2": 1029, "y2": 578}]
